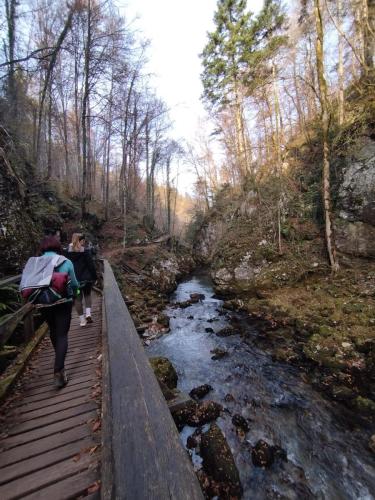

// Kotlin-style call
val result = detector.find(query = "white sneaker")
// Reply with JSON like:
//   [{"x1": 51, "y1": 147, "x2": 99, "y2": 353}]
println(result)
[{"x1": 80, "y1": 316, "x2": 87, "y2": 327}]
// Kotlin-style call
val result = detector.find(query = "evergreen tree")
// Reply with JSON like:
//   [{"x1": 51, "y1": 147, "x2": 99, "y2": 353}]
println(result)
[
  {"x1": 201, "y1": 0, "x2": 251, "y2": 107},
  {"x1": 201, "y1": 0, "x2": 286, "y2": 107},
  {"x1": 200, "y1": 0, "x2": 286, "y2": 177}
]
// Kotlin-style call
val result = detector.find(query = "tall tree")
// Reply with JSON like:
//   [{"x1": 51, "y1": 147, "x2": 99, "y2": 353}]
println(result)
[
  {"x1": 201, "y1": 0, "x2": 286, "y2": 179},
  {"x1": 5, "y1": 0, "x2": 17, "y2": 117},
  {"x1": 201, "y1": 0, "x2": 253, "y2": 176},
  {"x1": 313, "y1": 0, "x2": 339, "y2": 271}
]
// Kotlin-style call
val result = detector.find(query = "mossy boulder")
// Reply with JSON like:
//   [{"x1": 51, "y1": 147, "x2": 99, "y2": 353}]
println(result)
[
  {"x1": 149, "y1": 356, "x2": 178, "y2": 389},
  {"x1": 200, "y1": 423, "x2": 242, "y2": 498}
]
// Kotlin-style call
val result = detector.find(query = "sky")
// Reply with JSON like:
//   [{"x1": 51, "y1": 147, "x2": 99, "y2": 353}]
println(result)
[{"x1": 118, "y1": 0, "x2": 265, "y2": 193}]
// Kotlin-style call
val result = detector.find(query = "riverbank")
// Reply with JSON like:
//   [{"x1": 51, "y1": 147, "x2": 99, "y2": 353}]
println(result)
[{"x1": 217, "y1": 262, "x2": 375, "y2": 420}]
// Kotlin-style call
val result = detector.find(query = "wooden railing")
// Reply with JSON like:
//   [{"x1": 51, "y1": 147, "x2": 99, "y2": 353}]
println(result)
[
  {"x1": 0, "y1": 274, "x2": 45, "y2": 401},
  {"x1": 101, "y1": 259, "x2": 203, "y2": 500},
  {"x1": 0, "y1": 275, "x2": 35, "y2": 351}
]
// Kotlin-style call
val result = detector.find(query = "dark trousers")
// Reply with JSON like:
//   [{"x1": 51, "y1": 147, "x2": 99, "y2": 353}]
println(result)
[
  {"x1": 75, "y1": 283, "x2": 92, "y2": 315},
  {"x1": 42, "y1": 302, "x2": 73, "y2": 372}
]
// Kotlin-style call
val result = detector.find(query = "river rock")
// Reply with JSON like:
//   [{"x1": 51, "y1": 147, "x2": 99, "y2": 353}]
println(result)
[
  {"x1": 190, "y1": 401, "x2": 222, "y2": 426},
  {"x1": 187, "y1": 315, "x2": 194, "y2": 320},
  {"x1": 157, "y1": 313, "x2": 170, "y2": 328},
  {"x1": 251, "y1": 440, "x2": 275, "y2": 467},
  {"x1": 149, "y1": 356, "x2": 178, "y2": 389},
  {"x1": 232, "y1": 414, "x2": 249, "y2": 432},
  {"x1": 190, "y1": 293, "x2": 205, "y2": 303},
  {"x1": 251, "y1": 440, "x2": 287, "y2": 468},
  {"x1": 205, "y1": 327, "x2": 214, "y2": 333},
  {"x1": 211, "y1": 347, "x2": 228, "y2": 360},
  {"x1": 158, "y1": 380, "x2": 177, "y2": 401},
  {"x1": 173, "y1": 400, "x2": 222, "y2": 429},
  {"x1": 330, "y1": 385, "x2": 357, "y2": 401},
  {"x1": 224, "y1": 393, "x2": 235, "y2": 402},
  {"x1": 216, "y1": 326, "x2": 241, "y2": 337},
  {"x1": 189, "y1": 384, "x2": 213, "y2": 401},
  {"x1": 176, "y1": 300, "x2": 192, "y2": 309},
  {"x1": 200, "y1": 423, "x2": 243, "y2": 498},
  {"x1": 187, "y1": 434, "x2": 198, "y2": 449}
]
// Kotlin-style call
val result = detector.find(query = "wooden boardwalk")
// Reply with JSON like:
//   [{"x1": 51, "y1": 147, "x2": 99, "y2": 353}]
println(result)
[{"x1": 0, "y1": 295, "x2": 102, "y2": 500}]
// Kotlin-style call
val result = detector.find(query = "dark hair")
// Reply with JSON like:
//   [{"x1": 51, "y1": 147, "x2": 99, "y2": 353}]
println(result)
[
  {"x1": 79, "y1": 234, "x2": 85, "y2": 241},
  {"x1": 39, "y1": 235, "x2": 62, "y2": 255}
]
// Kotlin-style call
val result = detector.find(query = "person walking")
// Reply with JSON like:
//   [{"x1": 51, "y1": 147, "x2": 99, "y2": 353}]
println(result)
[
  {"x1": 29, "y1": 236, "x2": 79, "y2": 388},
  {"x1": 68, "y1": 233, "x2": 97, "y2": 326}
]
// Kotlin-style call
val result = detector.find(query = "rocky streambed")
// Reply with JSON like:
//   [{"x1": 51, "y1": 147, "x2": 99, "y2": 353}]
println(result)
[{"x1": 146, "y1": 272, "x2": 375, "y2": 499}]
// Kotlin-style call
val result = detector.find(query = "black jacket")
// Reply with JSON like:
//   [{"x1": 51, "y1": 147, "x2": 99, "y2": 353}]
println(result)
[{"x1": 66, "y1": 250, "x2": 97, "y2": 284}]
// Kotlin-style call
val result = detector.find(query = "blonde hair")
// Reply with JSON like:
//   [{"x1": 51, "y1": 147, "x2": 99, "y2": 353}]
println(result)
[{"x1": 71, "y1": 233, "x2": 84, "y2": 251}]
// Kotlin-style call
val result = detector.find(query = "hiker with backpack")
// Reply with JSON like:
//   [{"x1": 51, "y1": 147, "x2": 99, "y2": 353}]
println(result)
[
  {"x1": 20, "y1": 235, "x2": 79, "y2": 388},
  {"x1": 68, "y1": 233, "x2": 97, "y2": 326}
]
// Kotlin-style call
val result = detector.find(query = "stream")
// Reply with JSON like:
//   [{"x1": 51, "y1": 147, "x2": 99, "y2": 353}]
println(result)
[{"x1": 146, "y1": 272, "x2": 375, "y2": 500}]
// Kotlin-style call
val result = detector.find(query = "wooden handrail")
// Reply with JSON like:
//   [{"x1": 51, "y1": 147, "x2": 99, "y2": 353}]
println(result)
[
  {"x1": 0, "y1": 274, "x2": 22, "y2": 288},
  {"x1": 0, "y1": 274, "x2": 34, "y2": 349},
  {"x1": 101, "y1": 259, "x2": 203, "y2": 500},
  {"x1": 0, "y1": 302, "x2": 33, "y2": 348}
]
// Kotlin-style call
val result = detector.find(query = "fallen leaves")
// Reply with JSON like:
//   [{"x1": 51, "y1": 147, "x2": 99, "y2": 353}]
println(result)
[
  {"x1": 87, "y1": 481, "x2": 101, "y2": 494},
  {"x1": 91, "y1": 418, "x2": 101, "y2": 432}
]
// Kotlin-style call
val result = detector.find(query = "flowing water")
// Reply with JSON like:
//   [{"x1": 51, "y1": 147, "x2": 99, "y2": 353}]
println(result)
[{"x1": 146, "y1": 272, "x2": 375, "y2": 500}]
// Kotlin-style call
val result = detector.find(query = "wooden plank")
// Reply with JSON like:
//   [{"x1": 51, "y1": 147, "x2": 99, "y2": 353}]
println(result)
[
  {"x1": 29, "y1": 344, "x2": 98, "y2": 362},
  {"x1": 22, "y1": 375, "x2": 95, "y2": 397},
  {"x1": 29, "y1": 358, "x2": 96, "y2": 377},
  {"x1": 0, "y1": 450, "x2": 95, "y2": 499},
  {"x1": 22, "y1": 366, "x2": 95, "y2": 391},
  {"x1": 35, "y1": 351, "x2": 98, "y2": 368},
  {"x1": 8, "y1": 401, "x2": 97, "y2": 434},
  {"x1": 0, "y1": 302, "x2": 33, "y2": 347},
  {"x1": 21, "y1": 368, "x2": 95, "y2": 393},
  {"x1": 0, "y1": 410, "x2": 97, "y2": 450},
  {"x1": 15, "y1": 387, "x2": 93, "y2": 411},
  {"x1": 103, "y1": 259, "x2": 203, "y2": 500},
  {"x1": 0, "y1": 437, "x2": 93, "y2": 485},
  {"x1": 21, "y1": 467, "x2": 99, "y2": 500},
  {"x1": 0, "y1": 425, "x2": 92, "y2": 468}
]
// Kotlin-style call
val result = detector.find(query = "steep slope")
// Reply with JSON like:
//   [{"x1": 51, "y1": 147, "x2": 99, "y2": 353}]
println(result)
[{"x1": 192, "y1": 110, "x2": 375, "y2": 415}]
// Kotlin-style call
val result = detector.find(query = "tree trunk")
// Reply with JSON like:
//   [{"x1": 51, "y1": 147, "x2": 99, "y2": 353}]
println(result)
[
  {"x1": 81, "y1": 0, "x2": 91, "y2": 218},
  {"x1": 105, "y1": 116, "x2": 112, "y2": 221},
  {"x1": 337, "y1": 0, "x2": 345, "y2": 124},
  {"x1": 364, "y1": 0, "x2": 375, "y2": 77},
  {"x1": 272, "y1": 64, "x2": 283, "y2": 255},
  {"x1": 5, "y1": 0, "x2": 17, "y2": 119},
  {"x1": 46, "y1": 79, "x2": 53, "y2": 179},
  {"x1": 166, "y1": 158, "x2": 171, "y2": 233},
  {"x1": 36, "y1": 8, "x2": 74, "y2": 167},
  {"x1": 314, "y1": 0, "x2": 339, "y2": 271}
]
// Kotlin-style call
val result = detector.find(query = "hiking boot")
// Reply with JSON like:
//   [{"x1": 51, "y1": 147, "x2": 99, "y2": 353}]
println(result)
[
  {"x1": 54, "y1": 370, "x2": 68, "y2": 389},
  {"x1": 86, "y1": 316, "x2": 93, "y2": 323},
  {"x1": 80, "y1": 316, "x2": 87, "y2": 327}
]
